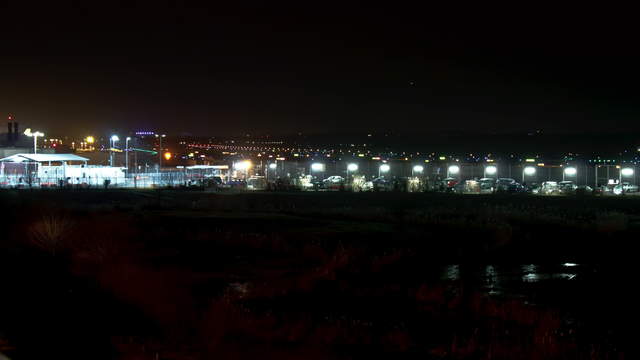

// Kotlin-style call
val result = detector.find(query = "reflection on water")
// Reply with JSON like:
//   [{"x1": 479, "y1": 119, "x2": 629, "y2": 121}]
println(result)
[
  {"x1": 442, "y1": 263, "x2": 580, "y2": 297},
  {"x1": 444, "y1": 264, "x2": 460, "y2": 281},
  {"x1": 485, "y1": 265, "x2": 500, "y2": 295}
]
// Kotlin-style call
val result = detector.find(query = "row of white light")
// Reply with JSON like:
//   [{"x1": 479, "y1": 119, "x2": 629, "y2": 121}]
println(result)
[{"x1": 273, "y1": 162, "x2": 636, "y2": 177}]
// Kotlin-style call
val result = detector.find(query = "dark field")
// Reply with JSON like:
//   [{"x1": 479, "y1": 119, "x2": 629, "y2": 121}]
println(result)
[{"x1": 0, "y1": 190, "x2": 634, "y2": 359}]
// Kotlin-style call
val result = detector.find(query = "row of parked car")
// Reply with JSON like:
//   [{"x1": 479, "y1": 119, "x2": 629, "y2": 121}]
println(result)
[{"x1": 443, "y1": 177, "x2": 639, "y2": 195}]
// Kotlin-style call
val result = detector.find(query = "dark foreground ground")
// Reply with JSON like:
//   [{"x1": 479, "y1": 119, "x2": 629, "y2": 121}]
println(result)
[{"x1": 0, "y1": 190, "x2": 634, "y2": 359}]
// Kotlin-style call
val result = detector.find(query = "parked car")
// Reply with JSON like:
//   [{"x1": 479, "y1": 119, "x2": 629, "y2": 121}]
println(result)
[
  {"x1": 496, "y1": 178, "x2": 516, "y2": 192},
  {"x1": 540, "y1": 181, "x2": 560, "y2": 195},
  {"x1": 622, "y1": 182, "x2": 639, "y2": 193},
  {"x1": 576, "y1": 185, "x2": 593, "y2": 195},
  {"x1": 558, "y1": 181, "x2": 577, "y2": 194},
  {"x1": 479, "y1": 178, "x2": 496, "y2": 193}
]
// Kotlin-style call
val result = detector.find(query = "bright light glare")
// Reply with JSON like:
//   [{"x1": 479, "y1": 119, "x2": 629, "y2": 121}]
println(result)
[
  {"x1": 269, "y1": 163, "x2": 277, "y2": 170},
  {"x1": 164, "y1": 152, "x2": 172, "y2": 161},
  {"x1": 448, "y1": 165, "x2": 460, "y2": 175},
  {"x1": 85, "y1": 136, "x2": 95, "y2": 144},
  {"x1": 234, "y1": 160, "x2": 252, "y2": 170},
  {"x1": 524, "y1": 166, "x2": 536, "y2": 176},
  {"x1": 379, "y1": 164, "x2": 390, "y2": 172},
  {"x1": 111, "y1": 135, "x2": 119, "y2": 142},
  {"x1": 564, "y1": 167, "x2": 577, "y2": 176},
  {"x1": 621, "y1": 167, "x2": 634, "y2": 177},
  {"x1": 311, "y1": 163, "x2": 325, "y2": 172},
  {"x1": 412, "y1": 165, "x2": 424, "y2": 173},
  {"x1": 347, "y1": 163, "x2": 358, "y2": 172},
  {"x1": 485, "y1": 165, "x2": 497, "y2": 175}
]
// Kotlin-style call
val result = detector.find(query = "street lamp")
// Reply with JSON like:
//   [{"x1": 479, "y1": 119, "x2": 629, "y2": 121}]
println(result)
[
  {"x1": 563, "y1": 166, "x2": 577, "y2": 181},
  {"x1": 620, "y1": 167, "x2": 634, "y2": 183},
  {"x1": 110, "y1": 135, "x2": 119, "y2": 166},
  {"x1": 379, "y1": 163, "x2": 390, "y2": 177},
  {"x1": 412, "y1": 165, "x2": 424, "y2": 177},
  {"x1": 523, "y1": 166, "x2": 536, "y2": 183},
  {"x1": 484, "y1": 165, "x2": 497, "y2": 178},
  {"x1": 23, "y1": 129, "x2": 45, "y2": 154},
  {"x1": 125, "y1": 137, "x2": 131, "y2": 173},
  {"x1": 311, "y1": 162, "x2": 325, "y2": 172},
  {"x1": 447, "y1": 165, "x2": 460, "y2": 178}
]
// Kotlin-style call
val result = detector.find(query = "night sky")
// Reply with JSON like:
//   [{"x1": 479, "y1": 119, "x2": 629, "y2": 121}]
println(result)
[{"x1": 1, "y1": 3, "x2": 639, "y2": 137}]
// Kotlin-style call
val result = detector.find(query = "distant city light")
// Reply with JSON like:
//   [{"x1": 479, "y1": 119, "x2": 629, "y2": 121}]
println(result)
[
  {"x1": 347, "y1": 163, "x2": 358, "y2": 172},
  {"x1": 85, "y1": 136, "x2": 95, "y2": 144},
  {"x1": 524, "y1": 166, "x2": 536, "y2": 175},
  {"x1": 485, "y1": 165, "x2": 497, "y2": 175},
  {"x1": 379, "y1": 164, "x2": 390, "y2": 173},
  {"x1": 135, "y1": 131, "x2": 155, "y2": 136},
  {"x1": 448, "y1": 165, "x2": 460, "y2": 175},
  {"x1": 564, "y1": 167, "x2": 577, "y2": 176},
  {"x1": 311, "y1": 163, "x2": 325, "y2": 172},
  {"x1": 621, "y1": 167, "x2": 634, "y2": 177},
  {"x1": 163, "y1": 152, "x2": 172, "y2": 161}
]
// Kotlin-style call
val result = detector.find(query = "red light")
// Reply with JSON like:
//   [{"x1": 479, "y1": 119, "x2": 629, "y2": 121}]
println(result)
[
  {"x1": 7, "y1": 115, "x2": 12, "y2": 120},
  {"x1": 52, "y1": 143, "x2": 57, "y2": 147}
]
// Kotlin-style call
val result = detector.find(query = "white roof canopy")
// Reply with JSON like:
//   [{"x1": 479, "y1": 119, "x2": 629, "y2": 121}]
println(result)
[{"x1": 0, "y1": 153, "x2": 89, "y2": 163}]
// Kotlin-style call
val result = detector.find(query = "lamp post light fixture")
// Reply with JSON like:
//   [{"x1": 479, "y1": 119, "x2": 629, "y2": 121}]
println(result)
[
  {"x1": 125, "y1": 137, "x2": 131, "y2": 173},
  {"x1": 447, "y1": 164, "x2": 460, "y2": 178},
  {"x1": 620, "y1": 167, "x2": 634, "y2": 183},
  {"x1": 379, "y1": 163, "x2": 390, "y2": 177},
  {"x1": 484, "y1": 165, "x2": 497, "y2": 178},
  {"x1": 523, "y1": 165, "x2": 536, "y2": 183},
  {"x1": 23, "y1": 129, "x2": 45, "y2": 154},
  {"x1": 109, "y1": 135, "x2": 119, "y2": 166},
  {"x1": 311, "y1": 162, "x2": 325, "y2": 174},
  {"x1": 563, "y1": 166, "x2": 577, "y2": 181},
  {"x1": 412, "y1": 165, "x2": 424, "y2": 177}
]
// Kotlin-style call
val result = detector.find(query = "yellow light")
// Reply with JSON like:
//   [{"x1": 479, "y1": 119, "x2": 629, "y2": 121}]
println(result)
[
  {"x1": 525, "y1": 158, "x2": 535, "y2": 163},
  {"x1": 537, "y1": 163, "x2": 545, "y2": 167},
  {"x1": 85, "y1": 136, "x2": 95, "y2": 144},
  {"x1": 439, "y1": 156, "x2": 446, "y2": 160},
  {"x1": 164, "y1": 152, "x2": 172, "y2": 161}
]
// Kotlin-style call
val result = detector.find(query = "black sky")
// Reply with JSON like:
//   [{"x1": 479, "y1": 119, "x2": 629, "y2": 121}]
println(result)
[{"x1": 1, "y1": 2, "x2": 639, "y2": 137}]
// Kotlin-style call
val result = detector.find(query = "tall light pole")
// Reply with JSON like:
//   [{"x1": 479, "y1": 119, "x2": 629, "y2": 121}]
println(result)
[
  {"x1": 23, "y1": 129, "x2": 44, "y2": 154},
  {"x1": 447, "y1": 164, "x2": 460, "y2": 179},
  {"x1": 412, "y1": 165, "x2": 423, "y2": 177},
  {"x1": 563, "y1": 166, "x2": 577, "y2": 182},
  {"x1": 155, "y1": 134, "x2": 166, "y2": 170},
  {"x1": 125, "y1": 137, "x2": 131, "y2": 173},
  {"x1": 523, "y1": 166, "x2": 536, "y2": 183},
  {"x1": 347, "y1": 163, "x2": 358, "y2": 183},
  {"x1": 621, "y1": 167, "x2": 634, "y2": 183},
  {"x1": 379, "y1": 163, "x2": 390, "y2": 178},
  {"x1": 484, "y1": 165, "x2": 497, "y2": 179},
  {"x1": 110, "y1": 135, "x2": 119, "y2": 166}
]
